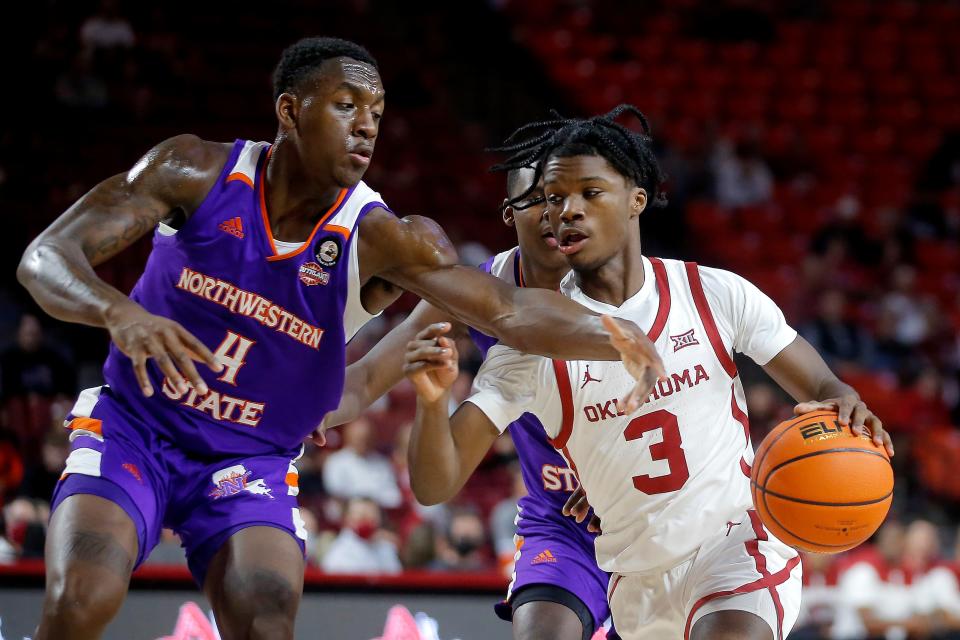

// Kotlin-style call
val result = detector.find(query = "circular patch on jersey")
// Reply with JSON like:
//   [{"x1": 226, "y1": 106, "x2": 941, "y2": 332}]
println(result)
[{"x1": 315, "y1": 237, "x2": 341, "y2": 267}]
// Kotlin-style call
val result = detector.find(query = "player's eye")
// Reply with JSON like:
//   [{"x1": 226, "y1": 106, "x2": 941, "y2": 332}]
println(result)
[
  {"x1": 336, "y1": 102, "x2": 355, "y2": 111},
  {"x1": 546, "y1": 194, "x2": 564, "y2": 205},
  {"x1": 584, "y1": 189, "x2": 602, "y2": 198}
]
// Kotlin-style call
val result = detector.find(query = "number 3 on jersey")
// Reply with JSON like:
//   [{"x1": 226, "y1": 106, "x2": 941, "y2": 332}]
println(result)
[
  {"x1": 213, "y1": 331, "x2": 255, "y2": 385},
  {"x1": 624, "y1": 409, "x2": 690, "y2": 494}
]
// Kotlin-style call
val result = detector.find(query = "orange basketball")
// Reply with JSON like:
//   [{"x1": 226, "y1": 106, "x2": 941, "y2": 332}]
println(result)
[{"x1": 750, "y1": 409, "x2": 893, "y2": 554}]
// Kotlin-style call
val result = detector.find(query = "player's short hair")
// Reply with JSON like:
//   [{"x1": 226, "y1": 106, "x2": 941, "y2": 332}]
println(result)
[
  {"x1": 490, "y1": 105, "x2": 667, "y2": 210},
  {"x1": 272, "y1": 36, "x2": 378, "y2": 100}
]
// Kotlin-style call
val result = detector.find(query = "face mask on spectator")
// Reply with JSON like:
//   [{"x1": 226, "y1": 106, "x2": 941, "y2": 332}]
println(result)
[
  {"x1": 450, "y1": 536, "x2": 482, "y2": 556},
  {"x1": 352, "y1": 521, "x2": 378, "y2": 540}
]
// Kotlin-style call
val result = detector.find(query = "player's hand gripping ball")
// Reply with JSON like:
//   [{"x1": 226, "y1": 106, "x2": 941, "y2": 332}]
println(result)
[{"x1": 750, "y1": 410, "x2": 893, "y2": 554}]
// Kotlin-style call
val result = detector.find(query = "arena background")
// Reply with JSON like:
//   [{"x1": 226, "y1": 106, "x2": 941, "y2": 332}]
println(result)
[{"x1": 1, "y1": 0, "x2": 959, "y2": 638}]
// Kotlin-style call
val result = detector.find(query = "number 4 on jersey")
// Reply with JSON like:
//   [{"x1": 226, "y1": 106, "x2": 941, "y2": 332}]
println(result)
[{"x1": 213, "y1": 331, "x2": 255, "y2": 385}]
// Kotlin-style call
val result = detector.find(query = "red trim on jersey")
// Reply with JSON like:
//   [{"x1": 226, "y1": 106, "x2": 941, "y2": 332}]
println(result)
[
  {"x1": 609, "y1": 574, "x2": 625, "y2": 603},
  {"x1": 730, "y1": 383, "x2": 751, "y2": 444},
  {"x1": 682, "y1": 554, "x2": 800, "y2": 639},
  {"x1": 685, "y1": 262, "x2": 738, "y2": 378},
  {"x1": 683, "y1": 512, "x2": 799, "y2": 640},
  {"x1": 740, "y1": 457, "x2": 752, "y2": 478},
  {"x1": 647, "y1": 257, "x2": 672, "y2": 341},
  {"x1": 549, "y1": 360, "x2": 575, "y2": 450}
]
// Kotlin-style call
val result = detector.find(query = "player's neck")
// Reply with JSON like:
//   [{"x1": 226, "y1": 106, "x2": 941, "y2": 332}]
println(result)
[
  {"x1": 519, "y1": 252, "x2": 568, "y2": 290},
  {"x1": 263, "y1": 140, "x2": 343, "y2": 241},
  {"x1": 574, "y1": 237, "x2": 645, "y2": 307}
]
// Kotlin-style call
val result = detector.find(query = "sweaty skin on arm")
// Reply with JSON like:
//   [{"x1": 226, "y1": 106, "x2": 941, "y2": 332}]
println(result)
[
  {"x1": 17, "y1": 135, "x2": 224, "y2": 396},
  {"x1": 357, "y1": 208, "x2": 642, "y2": 361}
]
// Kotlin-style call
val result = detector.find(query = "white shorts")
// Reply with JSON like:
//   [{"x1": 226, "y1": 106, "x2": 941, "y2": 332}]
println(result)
[{"x1": 607, "y1": 509, "x2": 802, "y2": 640}]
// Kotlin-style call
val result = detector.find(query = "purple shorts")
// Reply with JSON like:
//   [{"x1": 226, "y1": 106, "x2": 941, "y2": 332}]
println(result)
[
  {"x1": 51, "y1": 387, "x2": 306, "y2": 586},
  {"x1": 495, "y1": 521, "x2": 611, "y2": 633}
]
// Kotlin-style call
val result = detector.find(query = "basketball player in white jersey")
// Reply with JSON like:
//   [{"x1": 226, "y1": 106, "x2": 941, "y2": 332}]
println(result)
[{"x1": 403, "y1": 105, "x2": 893, "y2": 640}]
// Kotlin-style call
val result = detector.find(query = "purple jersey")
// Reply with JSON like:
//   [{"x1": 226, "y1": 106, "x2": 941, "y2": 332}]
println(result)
[
  {"x1": 101, "y1": 140, "x2": 384, "y2": 457},
  {"x1": 469, "y1": 248, "x2": 596, "y2": 543}
]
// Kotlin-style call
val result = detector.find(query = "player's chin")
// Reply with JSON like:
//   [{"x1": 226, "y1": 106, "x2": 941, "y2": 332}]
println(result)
[{"x1": 334, "y1": 163, "x2": 368, "y2": 188}]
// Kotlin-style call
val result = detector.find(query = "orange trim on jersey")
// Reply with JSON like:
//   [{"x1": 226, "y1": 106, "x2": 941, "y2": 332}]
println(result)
[
  {"x1": 257, "y1": 146, "x2": 349, "y2": 262},
  {"x1": 548, "y1": 360, "x2": 575, "y2": 450},
  {"x1": 324, "y1": 224, "x2": 352, "y2": 241},
  {"x1": 285, "y1": 472, "x2": 299, "y2": 488},
  {"x1": 225, "y1": 172, "x2": 255, "y2": 189},
  {"x1": 647, "y1": 257, "x2": 672, "y2": 341},
  {"x1": 684, "y1": 262, "x2": 738, "y2": 378},
  {"x1": 68, "y1": 417, "x2": 102, "y2": 436}
]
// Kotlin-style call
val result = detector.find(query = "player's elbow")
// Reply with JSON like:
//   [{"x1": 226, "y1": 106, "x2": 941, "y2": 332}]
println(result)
[
  {"x1": 409, "y1": 474, "x2": 455, "y2": 506},
  {"x1": 17, "y1": 239, "x2": 47, "y2": 291}
]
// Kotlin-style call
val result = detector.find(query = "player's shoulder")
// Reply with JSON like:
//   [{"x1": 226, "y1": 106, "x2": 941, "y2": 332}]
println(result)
[{"x1": 151, "y1": 134, "x2": 233, "y2": 175}]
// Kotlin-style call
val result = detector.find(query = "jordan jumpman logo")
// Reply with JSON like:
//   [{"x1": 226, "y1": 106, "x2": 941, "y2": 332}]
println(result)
[{"x1": 581, "y1": 365, "x2": 602, "y2": 388}]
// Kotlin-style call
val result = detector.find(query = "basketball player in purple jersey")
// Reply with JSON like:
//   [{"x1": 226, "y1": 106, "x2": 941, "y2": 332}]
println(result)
[
  {"x1": 17, "y1": 37, "x2": 663, "y2": 639},
  {"x1": 324, "y1": 166, "x2": 639, "y2": 640}
]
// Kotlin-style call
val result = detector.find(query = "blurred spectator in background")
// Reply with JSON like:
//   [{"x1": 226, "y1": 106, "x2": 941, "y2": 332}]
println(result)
[
  {"x1": 430, "y1": 507, "x2": 489, "y2": 572},
  {"x1": 490, "y1": 463, "x2": 525, "y2": 578},
  {"x1": 323, "y1": 417, "x2": 401, "y2": 509},
  {"x1": 322, "y1": 497, "x2": 401, "y2": 575},
  {"x1": 80, "y1": 0, "x2": 135, "y2": 53},
  {"x1": 54, "y1": 53, "x2": 109, "y2": 111},
  {"x1": 2, "y1": 497, "x2": 47, "y2": 560},
  {"x1": 712, "y1": 139, "x2": 774, "y2": 209},
  {"x1": 16, "y1": 426, "x2": 67, "y2": 502},
  {"x1": 0, "y1": 314, "x2": 74, "y2": 400},
  {"x1": 800, "y1": 289, "x2": 876, "y2": 372},
  {"x1": 0, "y1": 432, "x2": 23, "y2": 505}
]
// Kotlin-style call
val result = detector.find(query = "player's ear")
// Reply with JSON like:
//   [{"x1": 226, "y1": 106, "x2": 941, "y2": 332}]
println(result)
[
  {"x1": 501, "y1": 201, "x2": 516, "y2": 228},
  {"x1": 276, "y1": 93, "x2": 298, "y2": 130},
  {"x1": 631, "y1": 187, "x2": 648, "y2": 218}
]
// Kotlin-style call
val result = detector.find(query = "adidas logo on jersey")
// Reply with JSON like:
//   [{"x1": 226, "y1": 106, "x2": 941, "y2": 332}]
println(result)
[
  {"x1": 219, "y1": 217, "x2": 244, "y2": 238},
  {"x1": 530, "y1": 549, "x2": 557, "y2": 565}
]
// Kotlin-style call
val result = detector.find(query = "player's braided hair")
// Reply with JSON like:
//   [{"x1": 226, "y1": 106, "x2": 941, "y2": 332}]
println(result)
[
  {"x1": 490, "y1": 105, "x2": 667, "y2": 210},
  {"x1": 273, "y1": 37, "x2": 378, "y2": 100}
]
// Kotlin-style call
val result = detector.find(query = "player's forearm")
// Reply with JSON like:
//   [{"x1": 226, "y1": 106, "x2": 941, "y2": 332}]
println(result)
[
  {"x1": 408, "y1": 394, "x2": 463, "y2": 505},
  {"x1": 18, "y1": 239, "x2": 131, "y2": 328},
  {"x1": 488, "y1": 287, "x2": 625, "y2": 360}
]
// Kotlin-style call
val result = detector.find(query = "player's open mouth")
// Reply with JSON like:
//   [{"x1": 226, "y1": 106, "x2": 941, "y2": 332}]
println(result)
[
  {"x1": 348, "y1": 146, "x2": 373, "y2": 166},
  {"x1": 541, "y1": 231, "x2": 559, "y2": 249},
  {"x1": 558, "y1": 228, "x2": 588, "y2": 255}
]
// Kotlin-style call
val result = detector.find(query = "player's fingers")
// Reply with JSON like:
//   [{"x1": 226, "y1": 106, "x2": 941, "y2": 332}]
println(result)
[
  {"x1": 174, "y1": 325, "x2": 222, "y2": 372},
  {"x1": 164, "y1": 330, "x2": 209, "y2": 395},
  {"x1": 849, "y1": 401, "x2": 869, "y2": 436},
  {"x1": 562, "y1": 486, "x2": 585, "y2": 516},
  {"x1": 837, "y1": 396, "x2": 857, "y2": 426},
  {"x1": 416, "y1": 323, "x2": 451, "y2": 341},
  {"x1": 793, "y1": 400, "x2": 837, "y2": 415},
  {"x1": 881, "y1": 430, "x2": 895, "y2": 458},
  {"x1": 588, "y1": 515, "x2": 602, "y2": 534},
  {"x1": 620, "y1": 382, "x2": 648, "y2": 415},
  {"x1": 130, "y1": 349, "x2": 154, "y2": 397},
  {"x1": 864, "y1": 414, "x2": 889, "y2": 452},
  {"x1": 405, "y1": 345, "x2": 453, "y2": 364},
  {"x1": 146, "y1": 335, "x2": 188, "y2": 394}
]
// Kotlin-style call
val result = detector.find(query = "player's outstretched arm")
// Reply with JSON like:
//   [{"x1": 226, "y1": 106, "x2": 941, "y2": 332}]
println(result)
[
  {"x1": 405, "y1": 323, "x2": 500, "y2": 506},
  {"x1": 319, "y1": 300, "x2": 462, "y2": 436},
  {"x1": 17, "y1": 135, "x2": 226, "y2": 396},
  {"x1": 358, "y1": 208, "x2": 661, "y2": 365},
  {"x1": 763, "y1": 335, "x2": 893, "y2": 456}
]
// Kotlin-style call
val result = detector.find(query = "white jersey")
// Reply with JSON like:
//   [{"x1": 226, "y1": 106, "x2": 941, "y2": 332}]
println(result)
[{"x1": 468, "y1": 256, "x2": 797, "y2": 575}]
